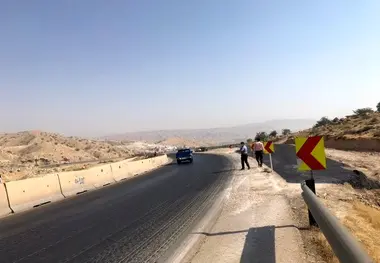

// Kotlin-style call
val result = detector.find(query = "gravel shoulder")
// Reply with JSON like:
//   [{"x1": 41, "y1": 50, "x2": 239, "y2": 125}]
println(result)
[
  {"x1": 271, "y1": 144, "x2": 380, "y2": 262},
  {"x1": 188, "y1": 150, "x2": 307, "y2": 263}
]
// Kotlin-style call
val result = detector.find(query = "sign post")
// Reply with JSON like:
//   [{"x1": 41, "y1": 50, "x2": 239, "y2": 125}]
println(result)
[
  {"x1": 263, "y1": 141, "x2": 275, "y2": 171},
  {"x1": 295, "y1": 136, "x2": 326, "y2": 227},
  {"x1": 269, "y1": 153, "x2": 273, "y2": 171}
]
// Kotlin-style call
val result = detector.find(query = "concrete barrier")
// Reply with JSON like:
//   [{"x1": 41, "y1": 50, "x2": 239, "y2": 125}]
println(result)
[
  {"x1": 6, "y1": 174, "x2": 64, "y2": 213},
  {"x1": 1, "y1": 155, "x2": 169, "y2": 216},
  {"x1": 111, "y1": 155, "x2": 169, "y2": 181},
  {"x1": 0, "y1": 184, "x2": 12, "y2": 217},
  {"x1": 155, "y1": 154, "x2": 169, "y2": 165},
  {"x1": 58, "y1": 169, "x2": 96, "y2": 197},
  {"x1": 129, "y1": 155, "x2": 168, "y2": 174},
  {"x1": 58, "y1": 164, "x2": 115, "y2": 197},
  {"x1": 110, "y1": 159, "x2": 133, "y2": 181},
  {"x1": 86, "y1": 164, "x2": 115, "y2": 187}
]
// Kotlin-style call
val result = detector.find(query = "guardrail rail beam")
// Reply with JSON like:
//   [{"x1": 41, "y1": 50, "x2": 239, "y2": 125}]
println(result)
[{"x1": 301, "y1": 182, "x2": 373, "y2": 263}]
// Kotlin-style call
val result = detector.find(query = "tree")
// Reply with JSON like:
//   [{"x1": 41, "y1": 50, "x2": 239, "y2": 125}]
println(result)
[
  {"x1": 255, "y1": 132, "x2": 269, "y2": 141},
  {"x1": 269, "y1": 130, "x2": 278, "y2": 137},
  {"x1": 376, "y1": 102, "x2": 380, "y2": 113},
  {"x1": 282, "y1": 129, "x2": 291, "y2": 136},
  {"x1": 353, "y1": 107, "x2": 374, "y2": 115},
  {"x1": 314, "y1": 116, "x2": 332, "y2": 128}
]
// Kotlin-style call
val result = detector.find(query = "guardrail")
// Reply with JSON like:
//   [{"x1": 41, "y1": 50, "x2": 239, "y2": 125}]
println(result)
[
  {"x1": 0, "y1": 154, "x2": 169, "y2": 217},
  {"x1": 301, "y1": 182, "x2": 373, "y2": 263}
]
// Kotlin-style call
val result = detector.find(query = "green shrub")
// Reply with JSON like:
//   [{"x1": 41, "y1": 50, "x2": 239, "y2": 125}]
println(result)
[
  {"x1": 353, "y1": 107, "x2": 374, "y2": 115},
  {"x1": 282, "y1": 129, "x2": 291, "y2": 135},
  {"x1": 314, "y1": 117, "x2": 332, "y2": 128}
]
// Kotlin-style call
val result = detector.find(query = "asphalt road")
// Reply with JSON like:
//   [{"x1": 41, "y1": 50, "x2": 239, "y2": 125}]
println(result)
[
  {"x1": 0, "y1": 154, "x2": 233, "y2": 263},
  {"x1": 250, "y1": 144, "x2": 353, "y2": 184}
]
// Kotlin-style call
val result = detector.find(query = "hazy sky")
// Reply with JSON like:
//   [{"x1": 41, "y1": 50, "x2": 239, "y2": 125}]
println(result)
[{"x1": 1, "y1": 1, "x2": 379, "y2": 136}]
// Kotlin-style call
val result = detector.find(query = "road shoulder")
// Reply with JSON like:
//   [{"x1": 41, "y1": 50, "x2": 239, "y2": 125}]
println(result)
[{"x1": 187, "y1": 152, "x2": 307, "y2": 263}]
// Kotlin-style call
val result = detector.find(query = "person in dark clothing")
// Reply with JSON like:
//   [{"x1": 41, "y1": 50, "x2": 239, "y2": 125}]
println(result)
[
  {"x1": 253, "y1": 138, "x2": 264, "y2": 167},
  {"x1": 240, "y1": 142, "x2": 250, "y2": 170}
]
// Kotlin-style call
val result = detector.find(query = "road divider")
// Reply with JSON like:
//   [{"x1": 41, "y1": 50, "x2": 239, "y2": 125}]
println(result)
[
  {"x1": 1, "y1": 154, "x2": 169, "y2": 216},
  {"x1": 112, "y1": 155, "x2": 169, "y2": 181},
  {"x1": 58, "y1": 169, "x2": 97, "y2": 197},
  {"x1": 88, "y1": 164, "x2": 116, "y2": 187},
  {"x1": 110, "y1": 159, "x2": 133, "y2": 181},
  {"x1": 6, "y1": 173, "x2": 64, "y2": 213}
]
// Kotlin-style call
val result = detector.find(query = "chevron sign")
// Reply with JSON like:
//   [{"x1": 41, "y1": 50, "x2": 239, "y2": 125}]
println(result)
[
  {"x1": 263, "y1": 141, "x2": 274, "y2": 154},
  {"x1": 295, "y1": 136, "x2": 326, "y2": 171}
]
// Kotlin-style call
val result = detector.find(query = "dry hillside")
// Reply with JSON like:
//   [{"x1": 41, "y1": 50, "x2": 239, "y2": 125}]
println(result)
[
  {"x1": 157, "y1": 137, "x2": 215, "y2": 147},
  {"x1": 275, "y1": 110, "x2": 380, "y2": 262},
  {"x1": 295, "y1": 112, "x2": 380, "y2": 139},
  {"x1": 103, "y1": 119, "x2": 316, "y2": 144},
  {"x1": 0, "y1": 131, "x2": 134, "y2": 181},
  {"x1": 281, "y1": 111, "x2": 380, "y2": 152}
]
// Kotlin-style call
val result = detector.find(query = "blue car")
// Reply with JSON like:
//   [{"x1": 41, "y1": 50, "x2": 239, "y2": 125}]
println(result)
[{"x1": 176, "y1": 148, "x2": 193, "y2": 164}]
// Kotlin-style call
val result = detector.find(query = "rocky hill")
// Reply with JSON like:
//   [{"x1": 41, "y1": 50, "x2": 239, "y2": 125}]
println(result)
[
  {"x1": 103, "y1": 119, "x2": 316, "y2": 144},
  {"x1": 282, "y1": 111, "x2": 380, "y2": 152},
  {"x1": 0, "y1": 131, "x2": 172, "y2": 181}
]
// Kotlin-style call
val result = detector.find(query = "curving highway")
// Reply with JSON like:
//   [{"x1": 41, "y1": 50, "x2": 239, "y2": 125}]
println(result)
[{"x1": 0, "y1": 154, "x2": 234, "y2": 263}]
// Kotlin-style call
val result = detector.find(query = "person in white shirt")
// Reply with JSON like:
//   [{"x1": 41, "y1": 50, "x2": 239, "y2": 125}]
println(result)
[
  {"x1": 239, "y1": 142, "x2": 250, "y2": 170},
  {"x1": 253, "y1": 138, "x2": 264, "y2": 167}
]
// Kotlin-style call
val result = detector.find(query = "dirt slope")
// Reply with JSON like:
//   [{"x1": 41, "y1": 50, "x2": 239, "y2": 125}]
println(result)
[
  {"x1": 273, "y1": 112, "x2": 380, "y2": 262},
  {"x1": 0, "y1": 131, "x2": 134, "y2": 181},
  {"x1": 280, "y1": 112, "x2": 380, "y2": 152}
]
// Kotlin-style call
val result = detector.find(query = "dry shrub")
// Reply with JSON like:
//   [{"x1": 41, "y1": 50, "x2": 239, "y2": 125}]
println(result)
[
  {"x1": 343, "y1": 202, "x2": 380, "y2": 262},
  {"x1": 369, "y1": 117, "x2": 378, "y2": 124},
  {"x1": 93, "y1": 151, "x2": 101, "y2": 158},
  {"x1": 374, "y1": 131, "x2": 380, "y2": 138},
  {"x1": 356, "y1": 125, "x2": 373, "y2": 133},
  {"x1": 310, "y1": 202, "x2": 380, "y2": 263},
  {"x1": 312, "y1": 230, "x2": 339, "y2": 263},
  {"x1": 84, "y1": 145, "x2": 92, "y2": 150}
]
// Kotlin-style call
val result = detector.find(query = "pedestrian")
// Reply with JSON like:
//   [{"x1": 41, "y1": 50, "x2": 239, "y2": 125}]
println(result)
[
  {"x1": 239, "y1": 142, "x2": 250, "y2": 170},
  {"x1": 253, "y1": 138, "x2": 264, "y2": 167}
]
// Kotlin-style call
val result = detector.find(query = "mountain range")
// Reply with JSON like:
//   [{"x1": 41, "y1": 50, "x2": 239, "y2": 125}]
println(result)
[{"x1": 102, "y1": 119, "x2": 316, "y2": 145}]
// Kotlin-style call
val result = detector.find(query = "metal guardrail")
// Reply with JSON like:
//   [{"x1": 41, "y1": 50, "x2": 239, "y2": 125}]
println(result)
[{"x1": 301, "y1": 182, "x2": 373, "y2": 263}]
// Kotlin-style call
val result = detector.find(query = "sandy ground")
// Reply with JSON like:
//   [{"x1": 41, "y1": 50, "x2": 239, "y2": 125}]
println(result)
[
  {"x1": 189, "y1": 151, "x2": 307, "y2": 263},
  {"x1": 281, "y1": 147, "x2": 380, "y2": 263},
  {"x1": 325, "y1": 148, "x2": 380, "y2": 181}
]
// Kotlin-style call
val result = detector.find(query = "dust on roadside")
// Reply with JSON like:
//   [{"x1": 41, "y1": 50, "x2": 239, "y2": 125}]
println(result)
[
  {"x1": 190, "y1": 151, "x2": 307, "y2": 263},
  {"x1": 288, "y1": 148, "x2": 380, "y2": 263}
]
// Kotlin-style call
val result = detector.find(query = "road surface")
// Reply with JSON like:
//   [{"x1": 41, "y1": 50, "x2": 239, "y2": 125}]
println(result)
[
  {"x1": 261, "y1": 144, "x2": 353, "y2": 184},
  {"x1": 0, "y1": 154, "x2": 233, "y2": 263},
  {"x1": 189, "y1": 153, "x2": 306, "y2": 263}
]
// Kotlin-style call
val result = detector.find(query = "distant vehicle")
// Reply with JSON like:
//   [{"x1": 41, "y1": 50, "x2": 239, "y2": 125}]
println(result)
[
  {"x1": 195, "y1": 147, "x2": 208, "y2": 152},
  {"x1": 176, "y1": 148, "x2": 193, "y2": 164}
]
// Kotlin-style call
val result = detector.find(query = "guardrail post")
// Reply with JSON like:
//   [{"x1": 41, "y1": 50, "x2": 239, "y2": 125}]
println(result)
[
  {"x1": 305, "y1": 176, "x2": 318, "y2": 227},
  {"x1": 301, "y1": 182, "x2": 373, "y2": 262}
]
